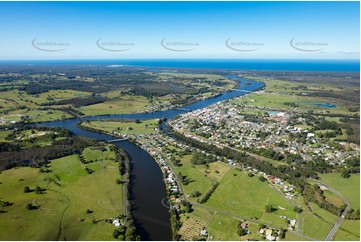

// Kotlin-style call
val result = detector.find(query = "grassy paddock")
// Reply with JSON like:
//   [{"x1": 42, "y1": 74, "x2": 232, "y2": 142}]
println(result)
[
  {"x1": 203, "y1": 168, "x2": 297, "y2": 229},
  {"x1": 80, "y1": 95, "x2": 148, "y2": 116},
  {"x1": 319, "y1": 173, "x2": 360, "y2": 209},
  {"x1": 0, "y1": 149, "x2": 123, "y2": 240},
  {"x1": 302, "y1": 202, "x2": 337, "y2": 240},
  {"x1": 334, "y1": 220, "x2": 360, "y2": 241},
  {"x1": 81, "y1": 119, "x2": 159, "y2": 135}
]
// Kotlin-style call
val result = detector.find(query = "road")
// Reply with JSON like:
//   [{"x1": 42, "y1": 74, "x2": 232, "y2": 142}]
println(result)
[
  {"x1": 311, "y1": 179, "x2": 351, "y2": 241},
  {"x1": 138, "y1": 135, "x2": 319, "y2": 241}
]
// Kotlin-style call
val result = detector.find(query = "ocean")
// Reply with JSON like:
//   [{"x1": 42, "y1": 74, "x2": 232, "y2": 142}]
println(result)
[{"x1": 0, "y1": 59, "x2": 359, "y2": 72}]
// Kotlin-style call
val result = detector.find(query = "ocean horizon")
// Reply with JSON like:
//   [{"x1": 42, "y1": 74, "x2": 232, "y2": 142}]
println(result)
[{"x1": 0, "y1": 59, "x2": 359, "y2": 72}]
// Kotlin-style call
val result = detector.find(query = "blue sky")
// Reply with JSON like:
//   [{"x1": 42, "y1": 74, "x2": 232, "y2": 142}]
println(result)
[{"x1": 0, "y1": 1, "x2": 359, "y2": 59}]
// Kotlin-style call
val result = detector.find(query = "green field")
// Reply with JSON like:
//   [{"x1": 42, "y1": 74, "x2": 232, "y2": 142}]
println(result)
[
  {"x1": 0, "y1": 148, "x2": 123, "y2": 240},
  {"x1": 232, "y1": 75, "x2": 358, "y2": 116},
  {"x1": 165, "y1": 141, "x2": 301, "y2": 239},
  {"x1": 175, "y1": 161, "x2": 303, "y2": 240},
  {"x1": 233, "y1": 92, "x2": 350, "y2": 115},
  {"x1": 80, "y1": 95, "x2": 149, "y2": 116},
  {"x1": 319, "y1": 173, "x2": 360, "y2": 209},
  {"x1": 204, "y1": 168, "x2": 297, "y2": 229},
  {"x1": 323, "y1": 190, "x2": 346, "y2": 208},
  {"x1": 334, "y1": 220, "x2": 360, "y2": 241},
  {"x1": 82, "y1": 146, "x2": 117, "y2": 163},
  {"x1": 302, "y1": 202, "x2": 338, "y2": 240},
  {"x1": 1, "y1": 109, "x2": 71, "y2": 122},
  {"x1": 316, "y1": 173, "x2": 360, "y2": 241},
  {"x1": 0, "y1": 130, "x2": 10, "y2": 141},
  {"x1": 0, "y1": 90, "x2": 150, "y2": 123},
  {"x1": 0, "y1": 89, "x2": 91, "y2": 106},
  {"x1": 174, "y1": 155, "x2": 214, "y2": 202},
  {"x1": 81, "y1": 119, "x2": 159, "y2": 135},
  {"x1": 179, "y1": 204, "x2": 264, "y2": 241}
]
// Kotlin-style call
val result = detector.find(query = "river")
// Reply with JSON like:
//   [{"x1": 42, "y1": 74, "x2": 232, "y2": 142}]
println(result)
[{"x1": 39, "y1": 76, "x2": 264, "y2": 240}]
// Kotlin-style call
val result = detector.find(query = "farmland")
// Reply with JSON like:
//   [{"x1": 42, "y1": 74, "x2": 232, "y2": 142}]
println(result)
[
  {"x1": 0, "y1": 66, "x2": 238, "y2": 125},
  {"x1": 164, "y1": 142, "x2": 299, "y2": 239},
  {"x1": 80, "y1": 95, "x2": 149, "y2": 116},
  {"x1": 80, "y1": 119, "x2": 159, "y2": 135},
  {"x1": 301, "y1": 202, "x2": 338, "y2": 240},
  {"x1": 203, "y1": 168, "x2": 297, "y2": 229},
  {"x1": 0, "y1": 146, "x2": 125, "y2": 240},
  {"x1": 233, "y1": 74, "x2": 359, "y2": 116},
  {"x1": 319, "y1": 173, "x2": 360, "y2": 209}
]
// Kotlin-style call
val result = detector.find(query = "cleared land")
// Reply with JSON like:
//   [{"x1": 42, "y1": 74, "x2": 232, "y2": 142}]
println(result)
[
  {"x1": 317, "y1": 173, "x2": 360, "y2": 241},
  {"x1": 0, "y1": 146, "x2": 123, "y2": 240},
  {"x1": 233, "y1": 74, "x2": 359, "y2": 116},
  {"x1": 80, "y1": 95, "x2": 149, "y2": 116},
  {"x1": 233, "y1": 92, "x2": 351, "y2": 115},
  {"x1": 203, "y1": 168, "x2": 297, "y2": 229},
  {"x1": 80, "y1": 119, "x2": 159, "y2": 135},
  {"x1": 334, "y1": 220, "x2": 360, "y2": 241},
  {"x1": 319, "y1": 173, "x2": 360, "y2": 209},
  {"x1": 302, "y1": 202, "x2": 338, "y2": 240},
  {"x1": 160, "y1": 140, "x2": 303, "y2": 240}
]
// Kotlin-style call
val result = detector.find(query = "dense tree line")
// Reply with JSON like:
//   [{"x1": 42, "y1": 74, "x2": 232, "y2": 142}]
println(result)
[
  {"x1": 0, "y1": 142, "x2": 21, "y2": 152},
  {"x1": 346, "y1": 209, "x2": 360, "y2": 220},
  {"x1": 19, "y1": 79, "x2": 113, "y2": 94},
  {"x1": 302, "y1": 184, "x2": 344, "y2": 216},
  {"x1": 198, "y1": 182, "x2": 219, "y2": 204},
  {"x1": 344, "y1": 157, "x2": 360, "y2": 174},
  {"x1": 314, "y1": 118, "x2": 342, "y2": 131},
  {"x1": 109, "y1": 145, "x2": 141, "y2": 240},
  {"x1": 112, "y1": 215, "x2": 140, "y2": 241},
  {"x1": 43, "y1": 96, "x2": 108, "y2": 108},
  {"x1": 169, "y1": 208, "x2": 181, "y2": 241},
  {"x1": 191, "y1": 151, "x2": 217, "y2": 165},
  {"x1": 306, "y1": 90, "x2": 360, "y2": 104},
  {"x1": 244, "y1": 147, "x2": 284, "y2": 161},
  {"x1": 0, "y1": 137, "x2": 95, "y2": 171}
]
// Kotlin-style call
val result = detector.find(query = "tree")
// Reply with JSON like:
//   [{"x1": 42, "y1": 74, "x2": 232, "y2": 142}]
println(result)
[
  {"x1": 135, "y1": 119, "x2": 141, "y2": 124},
  {"x1": 293, "y1": 206, "x2": 303, "y2": 213},
  {"x1": 26, "y1": 203, "x2": 37, "y2": 210},
  {"x1": 24, "y1": 186, "x2": 31, "y2": 193},
  {"x1": 341, "y1": 169, "x2": 351, "y2": 178},
  {"x1": 184, "y1": 203, "x2": 193, "y2": 213},
  {"x1": 258, "y1": 176, "x2": 266, "y2": 182},
  {"x1": 248, "y1": 172, "x2": 254, "y2": 177},
  {"x1": 191, "y1": 191, "x2": 201, "y2": 198},
  {"x1": 35, "y1": 186, "x2": 42, "y2": 194},
  {"x1": 259, "y1": 224, "x2": 266, "y2": 229},
  {"x1": 112, "y1": 229, "x2": 121, "y2": 239},
  {"x1": 279, "y1": 228, "x2": 286, "y2": 239},
  {"x1": 265, "y1": 204, "x2": 274, "y2": 213}
]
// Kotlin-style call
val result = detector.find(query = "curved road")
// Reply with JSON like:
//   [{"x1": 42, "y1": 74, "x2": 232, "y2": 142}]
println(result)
[{"x1": 312, "y1": 179, "x2": 351, "y2": 241}]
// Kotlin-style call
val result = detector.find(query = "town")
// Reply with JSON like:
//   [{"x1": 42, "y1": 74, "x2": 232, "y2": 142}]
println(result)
[{"x1": 168, "y1": 94, "x2": 359, "y2": 168}]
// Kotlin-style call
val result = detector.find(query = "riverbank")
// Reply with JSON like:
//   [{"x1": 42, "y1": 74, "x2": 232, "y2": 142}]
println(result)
[
  {"x1": 76, "y1": 120, "x2": 189, "y2": 240},
  {"x1": 0, "y1": 141, "x2": 139, "y2": 240},
  {"x1": 33, "y1": 77, "x2": 264, "y2": 240}
]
